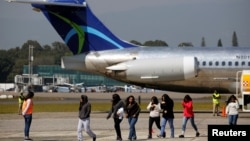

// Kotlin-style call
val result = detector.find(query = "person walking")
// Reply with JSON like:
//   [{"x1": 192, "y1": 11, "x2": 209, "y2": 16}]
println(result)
[
  {"x1": 146, "y1": 96, "x2": 161, "y2": 139},
  {"x1": 157, "y1": 94, "x2": 175, "y2": 138},
  {"x1": 125, "y1": 95, "x2": 141, "y2": 141},
  {"x1": 179, "y1": 95, "x2": 200, "y2": 138},
  {"x1": 212, "y1": 90, "x2": 221, "y2": 116},
  {"x1": 77, "y1": 95, "x2": 96, "y2": 141},
  {"x1": 106, "y1": 93, "x2": 125, "y2": 141},
  {"x1": 22, "y1": 91, "x2": 34, "y2": 141},
  {"x1": 226, "y1": 95, "x2": 239, "y2": 125},
  {"x1": 18, "y1": 90, "x2": 25, "y2": 115}
]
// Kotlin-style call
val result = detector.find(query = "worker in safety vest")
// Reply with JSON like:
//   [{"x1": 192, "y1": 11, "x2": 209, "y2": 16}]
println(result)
[
  {"x1": 212, "y1": 90, "x2": 221, "y2": 116},
  {"x1": 18, "y1": 91, "x2": 25, "y2": 115}
]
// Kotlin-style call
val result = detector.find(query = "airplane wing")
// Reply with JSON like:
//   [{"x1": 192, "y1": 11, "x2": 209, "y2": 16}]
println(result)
[{"x1": 63, "y1": 82, "x2": 73, "y2": 87}]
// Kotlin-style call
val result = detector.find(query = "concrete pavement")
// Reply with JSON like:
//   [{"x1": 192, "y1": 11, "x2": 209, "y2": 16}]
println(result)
[
  {"x1": 1, "y1": 112, "x2": 250, "y2": 141},
  {"x1": 1, "y1": 92, "x2": 249, "y2": 141}
]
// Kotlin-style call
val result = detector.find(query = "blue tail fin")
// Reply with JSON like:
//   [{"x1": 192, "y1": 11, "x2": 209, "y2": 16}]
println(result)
[{"x1": 31, "y1": 0, "x2": 138, "y2": 54}]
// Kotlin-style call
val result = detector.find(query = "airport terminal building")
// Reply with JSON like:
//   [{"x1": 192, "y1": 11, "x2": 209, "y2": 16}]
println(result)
[{"x1": 14, "y1": 65, "x2": 126, "y2": 92}]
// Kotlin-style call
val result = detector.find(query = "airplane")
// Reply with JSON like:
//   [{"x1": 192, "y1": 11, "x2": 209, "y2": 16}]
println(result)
[
  {"x1": 7, "y1": 0, "x2": 250, "y2": 94},
  {"x1": 63, "y1": 82, "x2": 84, "y2": 92}
]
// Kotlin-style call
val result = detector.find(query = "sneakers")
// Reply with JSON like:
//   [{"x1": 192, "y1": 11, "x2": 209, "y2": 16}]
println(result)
[
  {"x1": 178, "y1": 133, "x2": 199, "y2": 138},
  {"x1": 147, "y1": 135, "x2": 152, "y2": 139},
  {"x1": 157, "y1": 131, "x2": 166, "y2": 138},
  {"x1": 116, "y1": 137, "x2": 122, "y2": 141},
  {"x1": 157, "y1": 134, "x2": 163, "y2": 138},
  {"x1": 179, "y1": 135, "x2": 184, "y2": 138},
  {"x1": 196, "y1": 132, "x2": 200, "y2": 137},
  {"x1": 24, "y1": 136, "x2": 32, "y2": 140},
  {"x1": 163, "y1": 132, "x2": 166, "y2": 138}
]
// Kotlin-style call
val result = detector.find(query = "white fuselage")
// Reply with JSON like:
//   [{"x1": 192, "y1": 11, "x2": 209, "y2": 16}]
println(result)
[{"x1": 62, "y1": 46, "x2": 250, "y2": 93}]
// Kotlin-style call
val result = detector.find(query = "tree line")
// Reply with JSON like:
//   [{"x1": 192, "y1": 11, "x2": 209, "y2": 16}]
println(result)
[
  {"x1": 133, "y1": 31, "x2": 239, "y2": 47},
  {"x1": 0, "y1": 40, "x2": 71, "y2": 83},
  {"x1": 0, "y1": 31, "x2": 239, "y2": 83}
]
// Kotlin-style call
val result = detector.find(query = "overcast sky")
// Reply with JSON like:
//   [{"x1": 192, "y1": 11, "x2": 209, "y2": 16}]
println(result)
[{"x1": 0, "y1": 0, "x2": 249, "y2": 49}]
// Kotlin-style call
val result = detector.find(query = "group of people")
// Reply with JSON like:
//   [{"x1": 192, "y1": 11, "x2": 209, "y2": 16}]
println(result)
[
  {"x1": 146, "y1": 94, "x2": 200, "y2": 139},
  {"x1": 18, "y1": 90, "x2": 240, "y2": 141},
  {"x1": 106, "y1": 94, "x2": 141, "y2": 141},
  {"x1": 212, "y1": 90, "x2": 240, "y2": 125},
  {"x1": 77, "y1": 93, "x2": 141, "y2": 141},
  {"x1": 105, "y1": 93, "x2": 200, "y2": 140},
  {"x1": 78, "y1": 93, "x2": 200, "y2": 141}
]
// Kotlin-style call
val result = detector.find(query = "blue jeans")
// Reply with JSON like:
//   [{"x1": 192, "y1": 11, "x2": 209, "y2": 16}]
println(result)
[
  {"x1": 128, "y1": 117, "x2": 138, "y2": 139},
  {"x1": 181, "y1": 116, "x2": 198, "y2": 132},
  {"x1": 160, "y1": 117, "x2": 174, "y2": 137},
  {"x1": 228, "y1": 114, "x2": 238, "y2": 125},
  {"x1": 24, "y1": 114, "x2": 32, "y2": 137}
]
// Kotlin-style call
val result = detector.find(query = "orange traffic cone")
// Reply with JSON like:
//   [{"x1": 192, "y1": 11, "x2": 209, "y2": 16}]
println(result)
[{"x1": 221, "y1": 105, "x2": 227, "y2": 117}]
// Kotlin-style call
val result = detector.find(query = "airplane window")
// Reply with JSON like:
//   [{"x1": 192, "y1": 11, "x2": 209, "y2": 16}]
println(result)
[
  {"x1": 222, "y1": 61, "x2": 225, "y2": 66},
  {"x1": 248, "y1": 62, "x2": 250, "y2": 66},
  {"x1": 228, "y1": 62, "x2": 232, "y2": 66},
  {"x1": 241, "y1": 61, "x2": 245, "y2": 66},
  {"x1": 209, "y1": 61, "x2": 212, "y2": 66},
  {"x1": 202, "y1": 61, "x2": 206, "y2": 66},
  {"x1": 215, "y1": 61, "x2": 219, "y2": 66},
  {"x1": 235, "y1": 62, "x2": 239, "y2": 66}
]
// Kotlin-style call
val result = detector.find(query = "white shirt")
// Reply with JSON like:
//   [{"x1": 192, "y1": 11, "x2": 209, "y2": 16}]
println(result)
[
  {"x1": 147, "y1": 102, "x2": 161, "y2": 117},
  {"x1": 117, "y1": 107, "x2": 124, "y2": 119},
  {"x1": 226, "y1": 101, "x2": 239, "y2": 115}
]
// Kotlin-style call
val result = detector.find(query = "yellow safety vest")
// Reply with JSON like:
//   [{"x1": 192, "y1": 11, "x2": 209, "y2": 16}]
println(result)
[
  {"x1": 212, "y1": 93, "x2": 220, "y2": 104},
  {"x1": 18, "y1": 95, "x2": 24, "y2": 104}
]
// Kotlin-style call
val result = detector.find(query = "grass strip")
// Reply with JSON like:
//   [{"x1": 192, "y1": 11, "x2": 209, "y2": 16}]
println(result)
[{"x1": 0, "y1": 101, "x2": 213, "y2": 114}]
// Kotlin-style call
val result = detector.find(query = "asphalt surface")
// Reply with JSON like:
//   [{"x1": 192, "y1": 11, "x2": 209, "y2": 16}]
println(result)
[{"x1": 0, "y1": 91, "x2": 250, "y2": 141}]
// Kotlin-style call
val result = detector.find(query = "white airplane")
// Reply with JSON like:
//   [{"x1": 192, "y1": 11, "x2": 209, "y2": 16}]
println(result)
[
  {"x1": 7, "y1": 0, "x2": 250, "y2": 94},
  {"x1": 63, "y1": 82, "x2": 84, "y2": 92}
]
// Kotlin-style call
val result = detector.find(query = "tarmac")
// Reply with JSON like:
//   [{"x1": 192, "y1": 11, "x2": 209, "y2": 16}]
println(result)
[{"x1": 0, "y1": 92, "x2": 250, "y2": 141}]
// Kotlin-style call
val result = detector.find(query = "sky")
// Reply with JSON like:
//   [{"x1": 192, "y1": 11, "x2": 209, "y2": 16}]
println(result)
[{"x1": 0, "y1": 0, "x2": 250, "y2": 49}]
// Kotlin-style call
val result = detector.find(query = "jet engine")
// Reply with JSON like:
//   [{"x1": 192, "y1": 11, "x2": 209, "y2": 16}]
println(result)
[{"x1": 106, "y1": 56, "x2": 198, "y2": 82}]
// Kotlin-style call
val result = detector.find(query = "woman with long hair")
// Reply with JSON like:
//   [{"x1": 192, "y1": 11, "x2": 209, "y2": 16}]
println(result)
[
  {"x1": 226, "y1": 95, "x2": 239, "y2": 125},
  {"x1": 106, "y1": 93, "x2": 125, "y2": 141},
  {"x1": 146, "y1": 96, "x2": 161, "y2": 139},
  {"x1": 125, "y1": 95, "x2": 141, "y2": 141},
  {"x1": 158, "y1": 94, "x2": 175, "y2": 138},
  {"x1": 179, "y1": 95, "x2": 199, "y2": 138}
]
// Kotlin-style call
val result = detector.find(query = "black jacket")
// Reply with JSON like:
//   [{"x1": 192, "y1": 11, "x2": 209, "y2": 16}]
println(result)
[
  {"x1": 161, "y1": 94, "x2": 174, "y2": 118},
  {"x1": 125, "y1": 102, "x2": 140, "y2": 118},
  {"x1": 107, "y1": 100, "x2": 125, "y2": 119}
]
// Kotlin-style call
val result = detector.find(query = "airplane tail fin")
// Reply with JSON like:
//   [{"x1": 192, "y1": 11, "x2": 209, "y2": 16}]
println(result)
[{"x1": 15, "y1": 0, "x2": 138, "y2": 54}]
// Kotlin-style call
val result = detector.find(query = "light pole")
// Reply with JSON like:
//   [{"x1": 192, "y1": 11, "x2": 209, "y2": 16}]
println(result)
[{"x1": 28, "y1": 45, "x2": 34, "y2": 86}]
